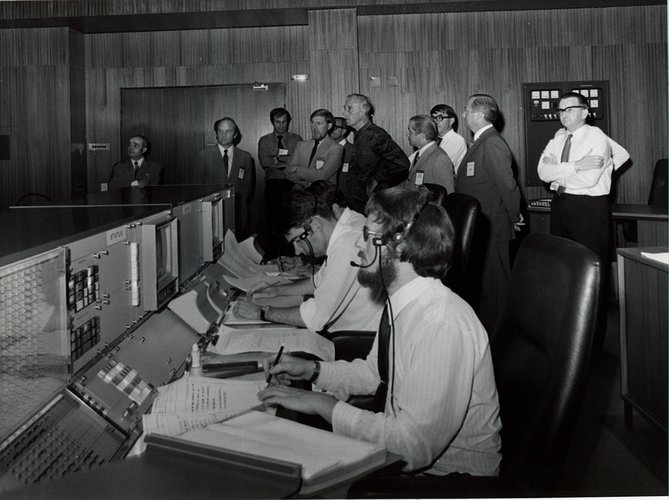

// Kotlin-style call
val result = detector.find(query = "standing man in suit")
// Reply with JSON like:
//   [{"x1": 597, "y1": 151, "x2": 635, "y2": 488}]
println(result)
[
  {"x1": 403, "y1": 115, "x2": 455, "y2": 194},
  {"x1": 455, "y1": 94, "x2": 522, "y2": 333},
  {"x1": 342, "y1": 93, "x2": 409, "y2": 213},
  {"x1": 330, "y1": 116, "x2": 355, "y2": 189},
  {"x1": 286, "y1": 109, "x2": 343, "y2": 187},
  {"x1": 430, "y1": 104, "x2": 467, "y2": 174},
  {"x1": 194, "y1": 117, "x2": 256, "y2": 239},
  {"x1": 108, "y1": 135, "x2": 164, "y2": 189}
]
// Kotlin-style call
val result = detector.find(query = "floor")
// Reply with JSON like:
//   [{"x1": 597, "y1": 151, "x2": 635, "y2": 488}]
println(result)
[{"x1": 556, "y1": 304, "x2": 667, "y2": 497}]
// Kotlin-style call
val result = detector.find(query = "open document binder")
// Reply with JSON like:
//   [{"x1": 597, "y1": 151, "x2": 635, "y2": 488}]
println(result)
[{"x1": 146, "y1": 411, "x2": 388, "y2": 497}]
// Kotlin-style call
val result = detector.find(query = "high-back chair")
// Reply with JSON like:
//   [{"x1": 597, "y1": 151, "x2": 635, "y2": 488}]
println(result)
[
  {"x1": 442, "y1": 192, "x2": 480, "y2": 300},
  {"x1": 647, "y1": 158, "x2": 667, "y2": 208},
  {"x1": 348, "y1": 233, "x2": 602, "y2": 498}
]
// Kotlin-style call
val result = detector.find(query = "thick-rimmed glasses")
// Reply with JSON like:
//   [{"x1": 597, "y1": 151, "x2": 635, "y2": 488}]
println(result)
[
  {"x1": 556, "y1": 105, "x2": 587, "y2": 114},
  {"x1": 363, "y1": 226, "x2": 384, "y2": 242}
]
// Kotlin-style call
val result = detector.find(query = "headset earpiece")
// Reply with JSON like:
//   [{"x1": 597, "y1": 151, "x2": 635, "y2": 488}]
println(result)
[{"x1": 393, "y1": 232, "x2": 404, "y2": 243}]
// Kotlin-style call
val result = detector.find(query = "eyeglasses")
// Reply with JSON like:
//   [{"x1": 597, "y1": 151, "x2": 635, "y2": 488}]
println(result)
[
  {"x1": 362, "y1": 226, "x2": 384, "y2": 242},
  {"x1": 288, "y1": 229, "x2": 309, "y2": 245},
  {"x1": 431, "y1": 114, "x2": 452, "y2": 123},
  {"x1": 556, "y1": 105, "x2": 587, "y2": 114}
]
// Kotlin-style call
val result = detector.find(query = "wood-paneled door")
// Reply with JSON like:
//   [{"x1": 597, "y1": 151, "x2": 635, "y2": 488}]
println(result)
[{"x1": 121, "y1": 84, "x2": 286, "y2": 235}]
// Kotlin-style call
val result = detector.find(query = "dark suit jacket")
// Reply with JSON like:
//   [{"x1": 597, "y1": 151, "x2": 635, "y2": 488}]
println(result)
[
  {"x1": 403, "y1": 142, "x2": 455, "y2": 194},
  {"x1": 193, "y1": 145, "x2": 256, "y2": 238},
  {"x1": 108, "y1": 158, "x2": 164, "y2": 189},
  {"x1": 455, "y1": 127, "x2": 520, "y2": 242},
  {"x1": 287, "y1": 136, "x2": 343, "y2": 185}
]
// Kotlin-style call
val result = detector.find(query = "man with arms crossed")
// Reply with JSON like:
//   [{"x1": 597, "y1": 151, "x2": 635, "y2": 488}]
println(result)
[
  {"x1": 286, "y1": 109, "x2": 343, "y2": 186},
  {"x1": 342, "y1": 93, "x2": 409, "y2": 213},
  {"x1": 259, "y1": 188, "x2": 502, "y2": 476},
  {"x1": 234, "y1": 188, "x2": 383, "y2": 332},
  {"x1": 538, "y1": 91, "x2": 629, "y2": 347}
]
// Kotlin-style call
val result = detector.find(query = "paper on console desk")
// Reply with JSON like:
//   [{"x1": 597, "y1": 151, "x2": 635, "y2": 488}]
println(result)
[
  {"x1": 209, "y1": 325, "x2": 335, "y2": 361},
  {"x1": 221, "y1": 272, "x2": 294, "y2": 293},
  {"x1": 238, "y1": 236, "x2": 265, "y2": 265},
  {"x1": 640, "y1": 251, "x2": 669, "y2": 266}
]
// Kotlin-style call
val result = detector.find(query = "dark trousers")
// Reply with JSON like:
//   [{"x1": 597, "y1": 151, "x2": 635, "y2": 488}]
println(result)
[
  {"x1": 551, "y1": 193, "x2": 610, "y2": 348},
  {"x1": 262, "y1": 179, "x2": 295, "y2": 258}
]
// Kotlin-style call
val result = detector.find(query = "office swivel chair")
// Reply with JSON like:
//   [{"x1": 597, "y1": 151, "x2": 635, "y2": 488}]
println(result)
[
  {"x1": 647, "y1": 158, "x2": 667, "y2": 208},
  {"x1": 442, "y1": 193, "x2": 480, "y2": 302},
  {"x1": 422, "y1": 183, "x2": 448, "y2": 206},
  {"x1": 348, "y1": 233, "x2": 602, "y2": 498}
]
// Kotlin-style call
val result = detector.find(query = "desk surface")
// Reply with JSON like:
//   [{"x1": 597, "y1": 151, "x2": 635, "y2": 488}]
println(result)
[
  {"x1": 527, "y1": 202, "x2": 669, "y2": 220},
  {"x1": 617, "y1": 246, "x2": 669, "y2": 272}
]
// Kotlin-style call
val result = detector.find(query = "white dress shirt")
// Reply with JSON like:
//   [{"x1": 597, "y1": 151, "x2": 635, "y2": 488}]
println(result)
[
  {"x1": 439, "y1": 129, "x2": 467, "y2": 173},
  {"x1": 217, "y1": 144, "x2": 234, "y2": 179},
  {"x1": 317, "y1": 276, "x2": 502, "y2": 475},
  {"x1": 538, "y1": 124, "x2": 630, "y2": 196},
  {"x1": 299, "y1": 216, "x2": 383, "y2": 332}
]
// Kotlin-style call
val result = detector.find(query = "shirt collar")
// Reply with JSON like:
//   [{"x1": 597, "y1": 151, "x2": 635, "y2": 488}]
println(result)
[
  {"x1": 388, "y1": 276, "x2": 437, "y2": 318},
  {"x1": 473, "y1": 124, "x2": 494, "y2": 142},
  {"x1": 218, "y1": 143, "x2": 234, "y2": 154}
]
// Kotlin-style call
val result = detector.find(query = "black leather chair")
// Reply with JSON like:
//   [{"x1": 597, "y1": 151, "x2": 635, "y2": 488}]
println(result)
[
  {"x1": 442, "y1": 193, "x2": 480, "y2": 300},
  {"x1": 423, "y1": 183, "x2": 448, "y2": 206},
  {"x1": 348, "y1": 234, "x2": 602, "y2": 498},
  {"x1": 647, "y1": 158, "x2": 667, "y2": 208}
]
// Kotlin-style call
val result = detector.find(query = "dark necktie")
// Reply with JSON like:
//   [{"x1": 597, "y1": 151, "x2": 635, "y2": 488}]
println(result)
[
  {"x1": 437, "y1": 137, "x2": 442, "y2": 146},
  {"x1": 411, "y1": 151, "x2": 420, "y2": 170},
  {"x1": 133, "y1": 161, "x2": 139, "y2": 178},
  {"x1": 277, "y1": 135, "x2": 284, "y2": 150},
  {"x1": 308, "y1": 139, "x2": 319, "y2": 167},
  {"x1": 467, "y1": 138, "x2": 475, "y2": 149},
  {"x1": 373, "y1": 304, "x2": 390, "y2": 412},
  {"x1": 223, "y1": 149, "x2": 229, "y2": 176},
  {"x1": 560, "y1": 134, "x2": 573, "y2": 163}
]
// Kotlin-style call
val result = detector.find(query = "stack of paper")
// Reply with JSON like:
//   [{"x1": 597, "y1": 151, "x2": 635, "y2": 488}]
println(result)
[
  {"x1": 142, "y1": 376, "x2": 269, "y2": 438},
  {"x1": 210, "y1": 324, "x2": 335, "y2": 362},
  {"x1": 218, "y1": 230, "x2": 300, "y2": 292}
]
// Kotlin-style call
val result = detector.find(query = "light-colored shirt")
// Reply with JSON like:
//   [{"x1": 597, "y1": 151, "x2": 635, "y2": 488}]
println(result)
[
  {"x1": 538, "y1": 124, "x2": 630, "y2": 196},
  {"x1": 439, "y1": 129, "x2": 467, "y2": 173},
  {"x1": 317, "y1": 276, "x2": 502, "y2": 475},
  {"x1": 337, "y1": 207, "x2": 365, "y2": 231},
  {"x1": 299, "y1": 217, "x2": 383, "y2": 332},
  {"x1": 217, "y1": 144, "x2": 234, "y2": 179},
  {"x1": 473, "y1": 123, "x2": 494, "y2": 142}
]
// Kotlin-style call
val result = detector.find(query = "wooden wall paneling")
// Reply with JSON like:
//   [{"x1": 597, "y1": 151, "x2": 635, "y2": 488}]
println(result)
[
  {"x1": 0, "y1": 27, "x2": 71, "y2": 208},
  {"x1": 308, "y1": 9, "x2": 359, "y2": 115},
  {"x1": 357, "y1": 5, "x2": 666, "y2": 204},
  {"x1": 69, "y1": 28, "x2": 87, "y2": 199},
  {"x1": 84, "y1": 25, "x2": 310, "y2": 194}
]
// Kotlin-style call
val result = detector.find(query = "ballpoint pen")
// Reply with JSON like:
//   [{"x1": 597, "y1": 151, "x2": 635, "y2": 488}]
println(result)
[{"x1": 266, "y1": 345, "x2": 284, "y2": 385}]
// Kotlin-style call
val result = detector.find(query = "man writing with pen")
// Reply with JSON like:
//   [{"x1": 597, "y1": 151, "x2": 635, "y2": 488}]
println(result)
[
  {"x1": 257, "y1": 187, "x2": 502, "y2": 476},
  {"x1": 233, "y1": 185, "x2": 383, "y2": 333}
]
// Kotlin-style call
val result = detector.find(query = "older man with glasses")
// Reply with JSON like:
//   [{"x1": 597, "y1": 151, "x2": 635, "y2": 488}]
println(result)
[{"x1": 430, "y1": 103, "x2": 467, "y2": 173}]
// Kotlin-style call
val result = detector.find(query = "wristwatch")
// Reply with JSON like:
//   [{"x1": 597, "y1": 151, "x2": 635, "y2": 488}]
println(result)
[
  {"x1": 260, "y1": 305, "x2": 270, "y2": 321},
  {"x1": 308, "y1": 361, "x2": 321, "y2": 384}
]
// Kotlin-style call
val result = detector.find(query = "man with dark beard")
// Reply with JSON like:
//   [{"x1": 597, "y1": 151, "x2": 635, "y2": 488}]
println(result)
[{"x1": 258, "y1": 187, "x2": 502, "y2": 477}]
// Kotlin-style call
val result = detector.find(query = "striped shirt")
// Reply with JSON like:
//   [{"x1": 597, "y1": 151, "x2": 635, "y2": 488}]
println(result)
[{"x1": 317, "y1": 276, "x2": 502, "y2": 475}]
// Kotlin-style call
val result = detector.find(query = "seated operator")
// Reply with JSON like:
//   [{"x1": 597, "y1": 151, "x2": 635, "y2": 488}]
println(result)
[
  {"x1": 258, "y1": 187, "x2": 502, "y2": 476},
  {"x1": 233, "y1": 188, "x2": 384, "y2": 332},
  {"x1": 108, "y1": 135, "x2": 164, "y2": 189},
  {"x1": 305, "y1": 180, "x2": 365, "y2": 230}
]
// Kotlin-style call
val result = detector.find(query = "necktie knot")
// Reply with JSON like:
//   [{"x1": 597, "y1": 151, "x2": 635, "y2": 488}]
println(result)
[{"x1": 133, "y1": 160, "x2": 139, "y2": 170}]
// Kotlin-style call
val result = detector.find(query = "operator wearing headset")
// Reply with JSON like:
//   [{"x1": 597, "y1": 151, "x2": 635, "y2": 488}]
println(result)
[
  {"x1": 233, "y1": 188, "x2": 384, "y2": 332},
  {"x1": 258, "y1": 187, "x2": 502, "y2": 477},
  {"x1": 193, "y1": 117, "x2": 256, "y2": 239},
  {"x1": 285, "y1": 108, "x2": 344, "y2": 187}
]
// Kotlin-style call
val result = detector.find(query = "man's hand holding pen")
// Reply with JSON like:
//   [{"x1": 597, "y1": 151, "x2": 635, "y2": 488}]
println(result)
[{"x1": 258, "y1": 354, "x2": 336, "y2": 422}]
